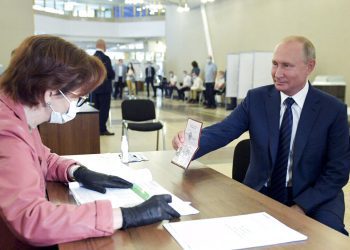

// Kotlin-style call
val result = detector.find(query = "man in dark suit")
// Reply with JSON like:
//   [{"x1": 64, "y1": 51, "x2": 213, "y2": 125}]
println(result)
[
  {"x1": 114, "y1": 59, "x2": 127, "y2": 99},
  {"x1": 145, "y1": 62, "x2": 156, "y2": 97},
  {"x1": 172, "y1": 36, "x2": 350, "y2": 235},
  {"x1": 92, "y1": 39, "x2": 115, "y2": 136}
]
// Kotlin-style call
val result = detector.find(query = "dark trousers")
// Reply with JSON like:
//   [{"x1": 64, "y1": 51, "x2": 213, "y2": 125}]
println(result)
[
  {"x1": 205, "y1": 82, "x2": 216, "y2": 107},
  {"x1": 93, "y1": 93, "x2": 111, "y2": 133},
  {"x1": 260, "y1": 186, "x2": 348, "y2": 235},
  {"x1": 165, "y1": 85, "x2": 176, "y2": 97},
  {"x1": 113, "y1": 77, "x2": 124, "y2": 99},
  {"x1": 145, "y1": 77, "x2": 155, "y2": 97},
  {"x1": 177, "y1": 87, "x2": 190, "y2": 100}
]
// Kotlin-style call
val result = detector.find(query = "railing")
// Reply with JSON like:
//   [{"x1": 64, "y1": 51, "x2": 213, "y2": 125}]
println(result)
[{"x1": 33, "y1": 0, "x2": 166, "y2": 20}]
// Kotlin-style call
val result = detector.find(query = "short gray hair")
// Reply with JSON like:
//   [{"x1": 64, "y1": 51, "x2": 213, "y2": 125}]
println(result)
[{"x1": 281, "y1": 36, "x2": 316, "y2": 62}]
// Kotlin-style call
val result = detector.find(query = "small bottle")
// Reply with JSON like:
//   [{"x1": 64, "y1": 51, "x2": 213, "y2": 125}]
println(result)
[{"x1": 121, "y1": 135, "x2": 129, "y2": 164}]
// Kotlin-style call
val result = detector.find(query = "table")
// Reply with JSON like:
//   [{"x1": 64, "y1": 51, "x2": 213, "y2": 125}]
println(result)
[
  {"x1": 47, "y1": 151, "x2": 350, "y2": 249},
  {"x1": 39, "y1": 104, "x2": 100, "y2": 155}
]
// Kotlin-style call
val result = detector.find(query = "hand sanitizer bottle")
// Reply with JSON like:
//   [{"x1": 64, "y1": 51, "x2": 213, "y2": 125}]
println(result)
[{"x1": 121, "y1": 135, "x2": 129, "y2": 164}]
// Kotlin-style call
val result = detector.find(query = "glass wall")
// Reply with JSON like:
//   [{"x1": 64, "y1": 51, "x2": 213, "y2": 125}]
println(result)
[{"x1": 33, "y1": 0, "x2": 166, "y2": 19}]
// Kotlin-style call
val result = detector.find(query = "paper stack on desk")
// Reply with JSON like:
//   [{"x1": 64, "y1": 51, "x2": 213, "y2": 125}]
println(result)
[
  {"x1": 66, "y1": 154, "x2": 199, "y2": 216},
  {"x1": 164, "y1": 212, "x2": 307, "y2": 249}
]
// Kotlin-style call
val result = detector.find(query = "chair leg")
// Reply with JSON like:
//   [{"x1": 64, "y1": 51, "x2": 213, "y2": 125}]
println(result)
[
  {"x1": 156, "y1": 130, "x2": 159, "y2": 151},
  {"x1": 162, "y1": 128, "x2": 166, "y2": 150}
]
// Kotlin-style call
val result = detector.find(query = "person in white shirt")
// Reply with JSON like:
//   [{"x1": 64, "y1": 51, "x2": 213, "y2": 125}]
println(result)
[
  {"x1": 189, "y1": 72, "x2": 204, "y2": 103},
  {"x1": 165, "y1": 71, "x2": 178, "y2": 98},
  {"x1": 176, "y1": 70, "x2": 192, "y2": 101}
]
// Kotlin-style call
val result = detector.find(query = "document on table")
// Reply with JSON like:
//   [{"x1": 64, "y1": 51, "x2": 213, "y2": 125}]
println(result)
[
  {"x1": 164, "y1": 212, "x2": 307, "y2": 250},
  {"x1": 66, "y1": 153, "x2": 199, "y2": 216},
  {"x1": 172, "y1": 118, "x2": 202, "y2": 169}
]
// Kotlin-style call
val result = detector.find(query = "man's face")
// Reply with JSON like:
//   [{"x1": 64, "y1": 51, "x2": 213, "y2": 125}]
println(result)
[
  {"x1": 271, "y1": 41, "x2": 315, "y2": 96},
  {"x1": 118, "y1": 59, "x2": 123, "y2": 65}
]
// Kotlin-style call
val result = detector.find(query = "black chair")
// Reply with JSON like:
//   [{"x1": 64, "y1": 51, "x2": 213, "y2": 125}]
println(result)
[
  {"x1": 232, "y1": 139, "x2": 250, "y2": 183},
  {"x1": 121, "y1": 99, "x2": 165, "y2": 150}
]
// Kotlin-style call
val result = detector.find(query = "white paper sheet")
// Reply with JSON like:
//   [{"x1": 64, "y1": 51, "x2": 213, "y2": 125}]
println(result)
[
  {"x1": 164, "y1": 212, "x2": 307, "y2": 250},
  {"x1": 66, "y1": 153, "x2": 199, "y2": 216}
]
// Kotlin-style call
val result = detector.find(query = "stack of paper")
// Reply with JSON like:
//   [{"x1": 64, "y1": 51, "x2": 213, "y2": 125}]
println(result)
[
  {"x1": 164, "y1": 212, "x2": 307, "y2": 249},
  {"x1": 66, "y1": 154, "x2": 199, "y2": 216}
]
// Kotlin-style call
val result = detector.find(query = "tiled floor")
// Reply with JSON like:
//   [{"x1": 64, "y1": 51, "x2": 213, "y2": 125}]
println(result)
[{"x1": 101, "y1": 92, "x2": 350, "y2": 233}]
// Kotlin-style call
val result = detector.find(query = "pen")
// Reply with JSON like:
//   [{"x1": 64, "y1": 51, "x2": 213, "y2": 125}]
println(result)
[{"x1": 132, "y1": 184, "x2": 151, "y2": 200}]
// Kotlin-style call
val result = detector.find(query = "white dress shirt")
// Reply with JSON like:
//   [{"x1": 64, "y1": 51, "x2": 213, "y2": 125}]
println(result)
[{"x1": 279, "y1": 82, "x2": 309, "y2": 186}]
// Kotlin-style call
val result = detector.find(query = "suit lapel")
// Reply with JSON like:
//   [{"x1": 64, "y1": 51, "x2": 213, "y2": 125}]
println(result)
[
  {"x1": 292, "y1": 85, "x2": 321, "y2": 169},
  {"x1": 265, "y1": 87, "x2": 281, "y2": 168}
]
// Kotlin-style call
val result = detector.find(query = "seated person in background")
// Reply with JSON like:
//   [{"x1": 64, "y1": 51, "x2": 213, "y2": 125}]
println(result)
[
  {"x1": 172, "y1": 35, "x2": 350, "y2": 235},
  {"x1": 0, "y1": 35, "x2": 180, "y2": 249},
  {"x1": 214, "y1": 70, "x2": 226, "y2": 94},
  {"x1": 165, "y1": 71, "x2": 178, "y2": 98},
  {"x1": 188, "y1": 72, "x2": 204, "y2": 103},
  {"x1": 176, "y1": 70, "x2": 192, "y2": 101},
  {"x1": 157, "y1": 75, "x2": 167, "y2": 97}
]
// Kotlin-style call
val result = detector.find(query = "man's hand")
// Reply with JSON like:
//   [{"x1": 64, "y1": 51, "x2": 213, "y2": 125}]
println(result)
[
  {"x1": 121, "y1": 194, "x2": 180, "y2": 229},
  {"x1": 172, "y1": 131, "x2": 185, "y2": 150},
  {"x1": 74, "y1": 166, "x2": 133, "y2": 193},
  {"x1": 291, "y1": 204, "x2": 305, "y2": 214}
]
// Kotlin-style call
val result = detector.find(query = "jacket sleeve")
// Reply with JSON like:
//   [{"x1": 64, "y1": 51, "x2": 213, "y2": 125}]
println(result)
[
  {"x1": 0, "y1": 133, "x2": 114, "y2": 247},
  {"x1": 105, "y1": 56, "x2": 115, "y2": 80},
  {"x1": 194, "y1": 91, "x2": 250, "y2": 159}
]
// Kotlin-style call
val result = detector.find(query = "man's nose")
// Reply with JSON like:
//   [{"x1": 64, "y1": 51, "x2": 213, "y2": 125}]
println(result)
[{"x1": 274, "y1": 66, "x2": 284, "y2": 78}]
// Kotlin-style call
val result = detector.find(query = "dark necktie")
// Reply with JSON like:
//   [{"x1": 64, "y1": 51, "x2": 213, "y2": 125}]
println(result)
[{"x1": 269, "y1": 97, "x2": 295, "y2": 203}]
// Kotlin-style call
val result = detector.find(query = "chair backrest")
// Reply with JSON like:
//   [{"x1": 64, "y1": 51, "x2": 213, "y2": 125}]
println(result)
[
  {"x1": 121, "y1": 99, "x2": 156, "y2": 122},
  {"x1": 232, "y1": 139, "x2": 250, "y2": 183}
]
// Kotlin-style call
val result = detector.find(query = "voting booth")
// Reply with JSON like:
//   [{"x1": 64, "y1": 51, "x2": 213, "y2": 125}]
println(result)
[{"x1": 226, "y1": 52, "x2": 273, "y2": 109}]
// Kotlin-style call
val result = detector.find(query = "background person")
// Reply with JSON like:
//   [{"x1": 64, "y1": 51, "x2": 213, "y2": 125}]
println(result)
[
  {"x1": 0, "y1": 35, "x2": 180, "y2": 249},
  {"x1": 204, "y1": 55, "x2": 217, "y2": 109},
  {"x1": 165, "y1": 71, "x2": 177, "y2": 98},
  {"x1": 173, "y1": 36, "x2": 350, "y2": 235},
  {"x1": 191, "y1": 60, "x2": 200, "y2": 76},
  {"x1": 176, "y1": 70, "x2": 192, "y2": 101},
  {"x1": 188, "y1": 72, "x2": 204, "y2": 103},
  {"x1": 91, "y1": 39, "x2": 115, "y2": 136},
  {"x1": 114, "y1": 58, "x2": 127, "y2": 99},
  {"x1": 126, "y1": 62, "x2": 136, "y2": 97},
  {"x1": 145, "y1": 61, "x2": 156, "y2": 98}
]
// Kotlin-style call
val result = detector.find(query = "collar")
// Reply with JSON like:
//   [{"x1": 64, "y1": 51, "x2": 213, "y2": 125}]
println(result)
[
  {"x1": 96, "y1": 48, "x2": 105, "y2": 53},
  {"x1": 0, "y1": 92, "x2": 27, "y2": 123},
  {"x1": 280, "y1": 81, "x2": 309, "y2": 109}
]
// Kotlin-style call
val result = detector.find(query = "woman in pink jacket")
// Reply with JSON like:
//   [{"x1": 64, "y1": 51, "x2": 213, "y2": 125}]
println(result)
[{"x1": 0, "y1": 35, "x2": 179, "y2": 250}]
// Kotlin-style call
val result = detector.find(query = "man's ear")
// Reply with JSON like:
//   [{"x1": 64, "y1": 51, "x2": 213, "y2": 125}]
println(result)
[{"x1": 307, "y1": 59, "x2": 316, "y2": 73}]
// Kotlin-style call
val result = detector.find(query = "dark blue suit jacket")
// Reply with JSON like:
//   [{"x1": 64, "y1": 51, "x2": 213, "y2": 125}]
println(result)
[
  {"x1": 92, "y1": 50, "x2": 115, "y2": 94},
  {"x1": 195, "y1": 84, "x2": 349, "y2": 219}
]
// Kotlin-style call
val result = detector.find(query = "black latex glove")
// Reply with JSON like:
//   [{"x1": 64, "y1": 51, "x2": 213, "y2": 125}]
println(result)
[
  {"x1": 73, "y1": 166, "x2": 133, "y2": 193},
  {"x1": 121, "y1": 194, "x2": 180, "y2": 229}
]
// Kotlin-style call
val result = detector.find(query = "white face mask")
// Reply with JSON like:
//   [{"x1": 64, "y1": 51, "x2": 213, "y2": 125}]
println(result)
[{"x1": 48, "y1": 90, "x2": 80, "y2": 124}]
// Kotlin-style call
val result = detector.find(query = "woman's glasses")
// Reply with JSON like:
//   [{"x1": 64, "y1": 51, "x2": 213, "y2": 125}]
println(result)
[
  {"x1": 59, "y1": 90, "x2": 89, "y2": 107},
  {"x1": 76, "y1": 96, "x2": 88, "y2": 107}
]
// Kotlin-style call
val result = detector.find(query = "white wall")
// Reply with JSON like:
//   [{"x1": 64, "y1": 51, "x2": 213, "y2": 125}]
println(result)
[
  {"x1": 165, "y1": 6, "x2": 207, "y2": 78},
  {"x1": 0, "y1": 0, "x2": 34, "y2": 68}
]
